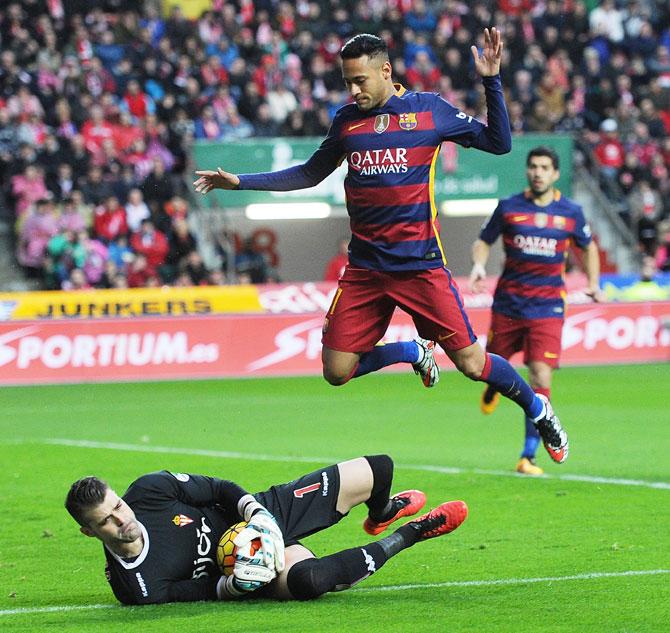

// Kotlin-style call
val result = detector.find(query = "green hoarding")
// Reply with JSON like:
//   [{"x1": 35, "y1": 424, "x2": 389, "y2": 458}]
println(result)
[{"x1": 193, "y1": 133, "x2": 573, "y2": 208}]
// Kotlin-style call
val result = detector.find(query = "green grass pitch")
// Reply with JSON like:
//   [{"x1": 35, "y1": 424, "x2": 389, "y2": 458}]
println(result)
[{"x1": 1, "y1": 363, "x2": 669, "y2": 632}]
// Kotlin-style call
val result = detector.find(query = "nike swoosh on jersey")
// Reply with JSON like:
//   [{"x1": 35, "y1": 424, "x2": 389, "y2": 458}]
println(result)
[
  {"x1": 544, "y1": 352, "x2": 558, "y2": 358},
  {"x1": 348, "y1": 122, "x2": 367, "y2": 131},
  {"x1": 512, "y1": 215, "x2": 528, "y2": 222}
]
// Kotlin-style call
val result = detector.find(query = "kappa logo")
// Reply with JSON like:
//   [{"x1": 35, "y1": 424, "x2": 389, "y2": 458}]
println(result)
[
  {"x1": 374, "y1": 114, "x2": 390, "y2": 133},
  {"x1": 361, "y1": 548, "x2": 376, "y2": 573},
  {"x1": 172, "y1": 514, "x2": 194, "y2": 527},
  {"x1": 398, "y1": 112, "x2": 418, "y2": 130},
  {"x1": 135, "y1": 572, "x2": 148, "y2": 597},
  {"x1": 348, "y1": 121, "x2": 366, "y2": 131}
]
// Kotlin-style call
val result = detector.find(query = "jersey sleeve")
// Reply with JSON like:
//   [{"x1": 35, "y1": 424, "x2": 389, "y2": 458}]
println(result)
[
  {"x1": 127, "y1": 472, "x2": 248, "y2": 518},
  {"x1": 572, "y1": 205, "x2": 593, "y2": 250},
  {"x1": 432, "y1": 76, "x2": 511, "y2": 154},
  {"x1": 478, "y1": 201, "x2": 505, "y2": 244},
  {"x1": 238, "y1": 112, "x2": 345, "y2": 191}
]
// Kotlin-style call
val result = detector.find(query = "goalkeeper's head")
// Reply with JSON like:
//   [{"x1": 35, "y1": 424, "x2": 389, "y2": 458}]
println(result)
[{"x1": 66, "y1": 476, "x2": 142, "y2": 546}]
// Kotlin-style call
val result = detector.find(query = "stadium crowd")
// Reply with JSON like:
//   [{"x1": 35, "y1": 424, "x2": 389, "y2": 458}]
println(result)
[{"x1": 1, "y1": 0, "x2": 670, "y2": 290}]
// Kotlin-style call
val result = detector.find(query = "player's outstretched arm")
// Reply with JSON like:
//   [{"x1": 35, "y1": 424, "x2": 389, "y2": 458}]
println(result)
[
  {"x1": 471, "y1": 27, "x2": 503, "y2": 77},
  {"x1": 582, "y1": 241, "x2": 603, "y2": 302},
  {"x1": 193, "y1": 168, "x2": 240, "y2": 194},
  {"x1": 469, "y1": 239, "x2": 491, "y2": 293}
]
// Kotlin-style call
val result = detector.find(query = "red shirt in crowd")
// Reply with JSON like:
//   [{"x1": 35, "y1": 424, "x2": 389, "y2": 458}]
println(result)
[
  {"x1": 93, "y1": 200, "x2": 128, "y2": 242},
  {"x1": 594, "y1": 138, "x2": 625, "y2": 169},
  {"x1": 130, "y1": 225, "x2": 169, "y2": 268}
]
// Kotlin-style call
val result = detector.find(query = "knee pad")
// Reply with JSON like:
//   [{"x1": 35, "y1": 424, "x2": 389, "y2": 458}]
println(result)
[
  {"x1": 364, "y1": 454, "x2": 393, "y2": 495},
  {"x1": 286, "y1": 559, "x2": 330, "y2": 601}
]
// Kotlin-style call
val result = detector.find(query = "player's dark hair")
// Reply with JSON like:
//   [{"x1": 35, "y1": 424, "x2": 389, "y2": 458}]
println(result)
[
  {"x1": 65, "y1": 476, "x2": 109, "y2": 526},
  {"x1": 527, "y1": 146, "x2": 560, "y2": 170},
  {"x1": 340, "y1": 34, "x2": 389, "y2": 62}
]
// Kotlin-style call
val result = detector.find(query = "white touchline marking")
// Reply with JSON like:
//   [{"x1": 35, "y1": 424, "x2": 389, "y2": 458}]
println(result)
[
  {"x1": 35, "y1": 438, "x2": 670, "y2": 490},
  {"x1": 2, "y1": 570, "x2": 669, "y2": 617}
]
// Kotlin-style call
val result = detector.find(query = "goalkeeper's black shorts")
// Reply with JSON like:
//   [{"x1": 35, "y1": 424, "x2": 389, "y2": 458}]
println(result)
[{"x1": 254, "y1": 463, "x2": 343, "y2": 547}]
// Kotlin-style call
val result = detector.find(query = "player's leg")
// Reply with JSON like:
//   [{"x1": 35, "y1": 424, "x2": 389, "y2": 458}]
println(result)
[
  {"x1": 445, "y1": 342, "x2": 568, "y2": 462},
  {"x1": 259, "y1": 455, "x2": 431, "y2": 601},
  {"x1": 253, "y1": 456, "x2": 426, "y2": 554},
  {"x1": 272, "y1": 500, "x2": 468, "y2": 600},
  {"x1": 479, "y1": 314, "x2": 523, "y2": 415},
  {"x1": 321, "y1": 268, "x2": 427, "y2": 386},
  {"x1": 516, "y1": 360, "x2": 552, "y2": 475},
  {"x1": 517, "y1": 317, "x2": 564, "y2": 469},
  {"x1": 393, "y1": 266, "x2": 566, "y2": 461},
  {"x1": 322, "y1": 343, "x2": 426, "y2": 386},
  {"x1": 334, "y1": 455, "x2": 426, "y2": 534}
]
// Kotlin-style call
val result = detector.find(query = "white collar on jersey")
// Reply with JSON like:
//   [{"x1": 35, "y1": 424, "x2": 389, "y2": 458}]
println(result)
[{"x1": 104, "y1": 521, "x2": 150, "y2": 570}]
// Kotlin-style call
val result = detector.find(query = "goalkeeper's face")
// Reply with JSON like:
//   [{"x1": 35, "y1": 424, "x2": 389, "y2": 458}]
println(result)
[{"x1": 80, "y1": 488, "x2": 142, "y2": 545}]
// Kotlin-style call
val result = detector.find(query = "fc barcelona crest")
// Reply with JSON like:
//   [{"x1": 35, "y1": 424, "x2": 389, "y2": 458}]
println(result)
[
  {"x1": 374, "y1": 114, "x2": 390, "y2": 134},
  {"x1": 398, "y1": 112, "x2": 418, "y2": 130},
  {"x1": 553, "y1": 215, "x2": 566, "y2": 229}
]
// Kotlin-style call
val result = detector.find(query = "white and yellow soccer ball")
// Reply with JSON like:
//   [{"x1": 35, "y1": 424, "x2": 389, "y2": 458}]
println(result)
[{"x1": 216, "y1": 521, "x2": 263, "y2": 576}]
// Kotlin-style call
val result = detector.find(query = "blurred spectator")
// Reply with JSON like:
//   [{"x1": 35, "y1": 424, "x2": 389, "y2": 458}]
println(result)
[
  {"x1": 11, "y1": 164, "x2": 49, "y2": 219},
  {"x1": 324, "y1": 238, "x2": 349, "y2": 282},
  {"x1": 130, "y1": 218, "x2": 169, "y2": 270},
  {"x1": 78, "y1": 230, "x2": 109, "y2": 286},
  {"x1": 235, "y1": 237, "x2": 268, "y2": 284},
  {"x1": 17, "y1": 198, "x2": 59, "y2": 271},
  {"x1": 107, "y1": 234, "x2": 134, "y2": 270},
  {"x1": 93, "y1": 195, "x2": 128, "y2": 243},
  {"x1": 406, "y1": 51, "x2": 441, "y2": 92},
  {"x1": 266, "y1": 82, "x2": 298, "y2": 124},
  {"x1": 62, "y1": 267, "x2": 91, "y2": 291},
  {"x1": 81, "y1": 104, "x2": 114, "y2": 155},
  {"x1": 629, "y1": 180, "x2": 662, "y2": 256},
  {"x1": 194, "y1": 105, "x2": 222, "y2": 140},
  {"x1": 605, "y1": 256, "x2": 670, "y2": 301},
  {"x1": 126, "y1": 253, "x2": 154, "y2": 288},
  {"x1": 58, "y1": 197, "x2": 87, "y2": 233},
  {"x1": 655, "y1": 225, "x2": 670, "y2": 272},
  {"x1": 594, "y1": 118, "x2": 625, "y2": 183},
  {"x1": 181, "y1": 250, "x2": 209, "y2": 285},
  {"x1": 80, "y1": 166, "x2": 115, "y2": 206},
  {"x1": 124, "y1": 188, "x2": 151, "y2": 233}
]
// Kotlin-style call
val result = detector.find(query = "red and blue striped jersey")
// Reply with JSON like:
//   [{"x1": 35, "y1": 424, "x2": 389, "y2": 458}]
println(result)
[
  {"x1": 238, "y1": 76, "x2": 511, "y2": 271},
  {"x1": 479, "y1": 190, "x2": 592, "y2": 320}
]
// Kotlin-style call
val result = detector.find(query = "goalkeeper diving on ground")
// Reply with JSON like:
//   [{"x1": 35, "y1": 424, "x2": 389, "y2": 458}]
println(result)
[{"x1": 65, "y1": 455, "x2": 467, "y2": 603}]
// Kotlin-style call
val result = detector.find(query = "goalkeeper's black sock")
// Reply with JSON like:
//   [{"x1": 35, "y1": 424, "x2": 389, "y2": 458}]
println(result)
[
  {"x1": 286, "y1": 526, "x2": 419, "y2": 600},
  {"x1": 364, "y1": 454, "x2": 394, "y2": 522}
]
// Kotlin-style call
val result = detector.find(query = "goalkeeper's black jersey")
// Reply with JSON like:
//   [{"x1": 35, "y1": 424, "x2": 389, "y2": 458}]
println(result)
[{"x1": 103, "y1": 471, "x2": 246, "y2": 604}]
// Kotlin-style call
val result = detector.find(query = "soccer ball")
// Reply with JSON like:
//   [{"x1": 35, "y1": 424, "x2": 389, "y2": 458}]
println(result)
[{"x1": 216, "y1": 521, "x2": 262, "y2": 576}]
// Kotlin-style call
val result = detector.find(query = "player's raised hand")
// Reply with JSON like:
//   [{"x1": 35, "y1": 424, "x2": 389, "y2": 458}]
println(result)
[
  {"x1": 193, "y1": 168, "x2": 240, "y2": 194},
  {"x1": 471, "y1": 27, "x2": 503, "y2": 77}
]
